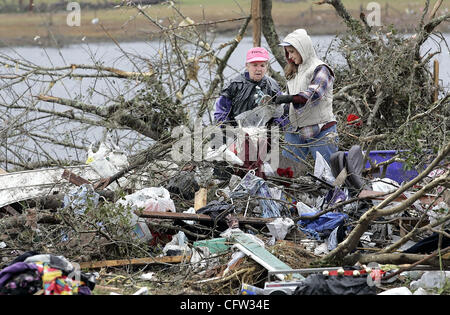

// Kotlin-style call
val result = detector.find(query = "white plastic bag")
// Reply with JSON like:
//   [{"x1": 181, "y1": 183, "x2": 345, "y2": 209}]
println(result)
[
  {"x1": 314, "y1": 151, "x2": 335, "y2": 184},
  {"x1": 86, "y1": 140, "x2": 129, "y2": 190},
  {"x1": 118, "y1": 187, "x2": 175, "y2": 213},
  {"x1": 266, "y1": 217, "x2": 294, "y2": 241}
]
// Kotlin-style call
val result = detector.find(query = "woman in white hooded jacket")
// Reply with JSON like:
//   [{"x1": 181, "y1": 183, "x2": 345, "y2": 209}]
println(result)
[{"x1": 274, "y1": 29, "x2": 338, "y2": 165}]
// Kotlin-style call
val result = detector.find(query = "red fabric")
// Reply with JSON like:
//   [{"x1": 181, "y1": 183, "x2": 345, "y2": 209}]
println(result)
[
  {"x1": 347, "y1": 114, "x2": 362, "y2": 127},
  {"x1": 276, "y1": 167, "x2": 294, "y2": 178}
]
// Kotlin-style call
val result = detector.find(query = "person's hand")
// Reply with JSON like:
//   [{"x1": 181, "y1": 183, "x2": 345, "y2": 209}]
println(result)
[{"x1": 274, "y1": 94, "x2": 294, "y2": 104}]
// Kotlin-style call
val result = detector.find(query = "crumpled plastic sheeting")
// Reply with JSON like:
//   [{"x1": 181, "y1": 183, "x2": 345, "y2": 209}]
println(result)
[
  {"x1": 63, "y1": 184, "x2": 100, "y2": 215},
  {"x1": 234, "y1": 103, "x2": 283, "y2": 128},
  {"x1": 117, "y1": 187, "x2": 175, "y2": 213},
  {"x1": 230, "y1": 171, "x2": 281, "y2": 218},
  {"x1": 297, "y1": 212, "x2": 348, "y2": 240},
  {"x1": 266, "y1": 217, "x2": 294, "y2": 241},
  {"x1": 314, "y1": 151, "x2": 335, "y2": 185}
]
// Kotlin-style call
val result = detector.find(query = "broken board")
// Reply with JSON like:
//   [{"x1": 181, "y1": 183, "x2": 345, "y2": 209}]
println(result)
[{"x1": 230, "y1": 232, "x2": 304, "y2": 281}]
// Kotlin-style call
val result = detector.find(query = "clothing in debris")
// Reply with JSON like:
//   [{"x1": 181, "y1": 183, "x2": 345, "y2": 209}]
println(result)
[
  {"x1": 0, "y1": 253, "x2": 95, "y2": 295},
  {"x1": 297, "y1": 212, "x2": 348, "y2": 240}
]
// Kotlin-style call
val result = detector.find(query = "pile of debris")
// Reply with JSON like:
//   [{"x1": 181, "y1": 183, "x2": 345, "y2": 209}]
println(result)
[{"x1": 0, "y1": 137, "x2": 449, "y2": 295}]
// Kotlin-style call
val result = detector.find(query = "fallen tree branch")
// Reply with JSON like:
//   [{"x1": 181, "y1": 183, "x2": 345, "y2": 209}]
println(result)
[
  {"x1": 382, "y1": 246, "x2": 450, "y2": 280},
  {"x1": 321, "y1": 141, "x2": 450, "y2": 264},
  {"x1": 137, "y1": 210, "x2": 274, "y2": 226},
  {"x1": 342, "y1": 251, "x2": 450, "y2": 267}
]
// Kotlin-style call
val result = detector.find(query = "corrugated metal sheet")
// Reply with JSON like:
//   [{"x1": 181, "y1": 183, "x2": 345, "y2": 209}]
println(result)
[{"x1": 0, "y1": 165, "x2": 101, "y2": 208}]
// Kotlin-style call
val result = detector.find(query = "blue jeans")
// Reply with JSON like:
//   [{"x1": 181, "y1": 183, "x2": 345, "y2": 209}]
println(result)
[{"x1": 282, "y1": 125, "x2": 338, "y2": 164}]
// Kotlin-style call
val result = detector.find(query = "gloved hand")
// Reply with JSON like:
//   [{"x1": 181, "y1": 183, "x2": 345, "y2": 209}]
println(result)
[{"x1": 274, "y1": 94, "x2": 294, "y2": 104}]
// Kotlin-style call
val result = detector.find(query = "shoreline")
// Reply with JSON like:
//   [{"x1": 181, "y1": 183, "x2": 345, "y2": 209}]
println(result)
[{"x1": 2, "y1": 24, "x2": 448, "y2": 49}]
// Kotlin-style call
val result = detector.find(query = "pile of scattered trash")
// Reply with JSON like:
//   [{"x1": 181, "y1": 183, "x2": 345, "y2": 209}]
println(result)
[{"x1": 0, "y1": 134, "x2": 449, "y2": 295}]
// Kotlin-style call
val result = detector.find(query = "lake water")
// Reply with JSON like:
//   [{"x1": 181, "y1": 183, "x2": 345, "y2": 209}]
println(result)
[{"x1": 2, "y1": 33, "x2": 449, "y2": 93}]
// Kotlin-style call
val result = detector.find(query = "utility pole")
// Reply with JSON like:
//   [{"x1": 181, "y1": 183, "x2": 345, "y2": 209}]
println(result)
[
  {"x1": 433, "y1": 60, "x2": 439, "y2": 102},
  {"x1": 251, "y1": 0, "x2": 262, "y2": 47}
]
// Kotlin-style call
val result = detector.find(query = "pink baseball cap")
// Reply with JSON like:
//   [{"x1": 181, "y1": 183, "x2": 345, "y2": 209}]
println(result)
[{"x1": 246, "y1": 47, "x2": 270, "y2": 63}]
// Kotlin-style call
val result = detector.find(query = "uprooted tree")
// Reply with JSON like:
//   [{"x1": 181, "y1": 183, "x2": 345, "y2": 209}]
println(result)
[{"x1": 0, "y1": 0, "x2": 449, "y2": 266}]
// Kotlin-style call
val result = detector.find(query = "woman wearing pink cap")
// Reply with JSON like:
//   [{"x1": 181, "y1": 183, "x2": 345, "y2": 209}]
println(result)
[{"x1": 214, "y1": 47, "x2": 281, "y2": 126}]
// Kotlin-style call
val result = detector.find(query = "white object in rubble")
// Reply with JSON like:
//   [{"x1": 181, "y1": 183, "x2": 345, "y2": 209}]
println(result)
[
  {"x1": 371, "y1": 177, "x2": 400, "y2": 193},
  {"x1": 229, "y1": 175, "x2": 242, "y2": 191},
  {"x1": 296, "y1": 200, "x2": 317, "y2": 216},
  {"x1": 413, "y1": 287, "x2": 431, "y2": 295},
  {"x1": 0, "y1": 165, "x2": 101, "y2": 209},
  {"x1": 410, "y1": 271, "x2": 450, "y2": 291},
  {"x1": 224, "y1": 147, "x2": 244, "y2": 166},
  {"x1": 266, "y1": 217, "x2": 294, "y2": 241},
  {"x1": 370, "y1": 178, "x2": 400, "y2": 208},
  {"x1": 0, "y1": 242, "x2": 6, "y2": 249},
  {"x1": 190, "y1": 246, "x2": 218, "y2": 271},
  {"x1": 222, "y1": 250, "x2": 246, "y2": 277},
  {"x1": 262, "y1": 162, "x2": 275, "y2": 176},
  {"x1": 117, "y1": 187, "x2": 175, "y2": 212},
  {"x1": 132, "y1": 287, "x2": 149, "y2": 295},
  {"x1": 86, "y1": 140, "x2": 129, "y2": 190},
  {"x1": 182, "y1": 207, "x2": 196, "y2": 225},
  {"x1": 314, "y1": 151, "x2": 335, "y2": 184},
  {"x1": 163, "y1": 231, "x2": 190, "y2": 256},
  {"x1": 428, "y1": 202, "x2": 449, "y2": 228},
  {"x1": 204, "y1": 144, "x2": 243, "y2": 166},
  {"x1": 140, "y1": 272, "x2": 155, "y2": 281},
  {"x1": 116, "y1": 187, "x2": 176, "y2": 242},
  {"x1": 378, "y1": 287, "x2": 412, "y2": 295},
  {"x1": 314, "y1": 242, "x2": 329, "y2": 255},
  {"x1": 360, "y1": 232, "x2": 377, "y2": 248},
  {"x1": 400, "y1": 270, "x2": 424, "y2": 281}
]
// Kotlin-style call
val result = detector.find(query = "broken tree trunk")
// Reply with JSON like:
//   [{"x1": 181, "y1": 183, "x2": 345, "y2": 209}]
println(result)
[{"x1": 138, "y1": 210, "x2": 274, "y2": 226}]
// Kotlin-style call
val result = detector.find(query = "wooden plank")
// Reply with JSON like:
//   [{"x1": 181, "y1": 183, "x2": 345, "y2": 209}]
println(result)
[
  {"x1": 79, "y1": 255, "x2": 189, "y2": 269},
  {"x1": 62, "y1": 169, "x2": 91, "y2": 186},
  {"x1": 358, "y1": 189, "x2": 443, "y2": 206},
  {"x1": 194, "y1": 188, "x2": 208, "y2": 211},
  {"x1": 138, "y1": 210, "x2": 274, "y2": 226},
  {"x1": 4, "y1": 205, "x2": 20, "y2": 216}
]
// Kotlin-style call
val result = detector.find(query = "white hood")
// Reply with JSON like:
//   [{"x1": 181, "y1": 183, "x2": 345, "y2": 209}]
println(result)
[{"x1": 282, "y1": 29, "x2": 321, "y2": 75}]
